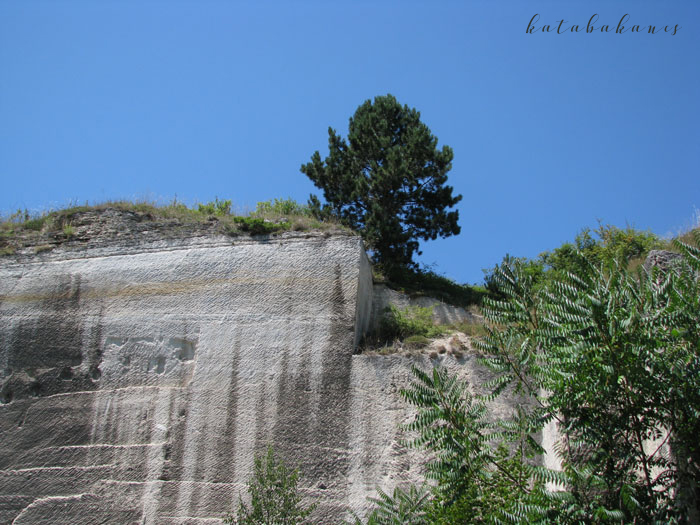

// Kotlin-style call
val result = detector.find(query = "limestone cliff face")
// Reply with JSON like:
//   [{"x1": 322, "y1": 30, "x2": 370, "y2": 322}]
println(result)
[{"x1": 0, "y1": 212, "x2": 513, "y2": 524}]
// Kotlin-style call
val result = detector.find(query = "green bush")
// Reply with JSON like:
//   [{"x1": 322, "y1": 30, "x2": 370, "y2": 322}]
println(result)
[
  {"x1": 541, "y1": 223, "x2": 663, "y2": 275},
  {"x1": 379, "y1": 305, "x2": 445, "y2": 342},
  {"x1": 482, "y1": 254, "x2": 545, "y2": 298},
  {"x1": 224, "y1": 446, "x2": 316, "y2": 525},
  {"x1": 197, "y1": 197, "x2": 231, "y2": 216},
  {"x1": 470, "y1": 233, "x2": 700, "y2": 522},
  {"x1": 389, "y1": 233, "x2": 700, "y2": 523},
  {"x1": 233, "y1": 216, "x2": 289, "y2": 236},
  {"x1": 23, "y1": 216, "x2": 49, "y2": 231},
  {"x1": 349, "y1": 484, "x2": 430, "y2": 525},
  {"x1": 255, "y1": 198, "x2": 311, "y2": 217},
  {"x1": 482, "y1": 224, "x2": 665, "y2": 297}
]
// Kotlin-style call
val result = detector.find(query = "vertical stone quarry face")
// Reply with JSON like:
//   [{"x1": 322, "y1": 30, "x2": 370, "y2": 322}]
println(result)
[
  {"x1": 0, "y1": 233, "x2": 370, "y2": 524},
  {"x1": 0, "y1": 230, "x2": 543, "y2": 524}
]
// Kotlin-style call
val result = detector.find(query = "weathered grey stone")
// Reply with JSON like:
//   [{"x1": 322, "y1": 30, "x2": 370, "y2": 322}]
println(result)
[
  {"x1": 0, "y1": 227, "x2": 368, "y2": 523},
  {"x1": 0, "y1": 212, "x2": 542, "y2": 523},
  {"x1": 644, "y1": 249, "x2": 683, "y2": 273}
]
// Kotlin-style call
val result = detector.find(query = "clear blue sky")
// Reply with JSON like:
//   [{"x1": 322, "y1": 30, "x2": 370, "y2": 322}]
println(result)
[{"x1": 2, "y1": 1, "x2": 698, "y2": 284}]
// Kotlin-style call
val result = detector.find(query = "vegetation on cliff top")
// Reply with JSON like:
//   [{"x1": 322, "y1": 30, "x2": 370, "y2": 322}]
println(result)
[
  {"x1": 0, "y1": 197, "x2": 347, "y2": 255},
  {"x1": 482, "y1": 222, "x2": 694, "y2": 297}
]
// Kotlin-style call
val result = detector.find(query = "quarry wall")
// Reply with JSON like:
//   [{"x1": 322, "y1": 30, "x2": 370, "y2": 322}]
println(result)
[{"x1": 0, "y1": 224, "x2": 532, "y2": 524}]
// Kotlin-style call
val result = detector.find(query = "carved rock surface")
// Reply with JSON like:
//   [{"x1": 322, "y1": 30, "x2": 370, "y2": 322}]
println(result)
[
  {"x1": 0, "y1": 217, "x2": 534, "y2": 523},
  {"x1": 0, "y1": 230, "x2": 373, "y2": 523}
]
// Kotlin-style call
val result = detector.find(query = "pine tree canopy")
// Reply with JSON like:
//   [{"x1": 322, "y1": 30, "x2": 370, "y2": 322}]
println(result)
[{"x1": 301, "y1": 94, "x2": 462, "y2": 273}]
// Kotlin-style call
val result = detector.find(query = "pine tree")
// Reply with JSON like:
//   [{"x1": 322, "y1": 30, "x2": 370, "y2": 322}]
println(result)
[{"x1": 301, "y1": 94, "x2": 461, "y2": 275}]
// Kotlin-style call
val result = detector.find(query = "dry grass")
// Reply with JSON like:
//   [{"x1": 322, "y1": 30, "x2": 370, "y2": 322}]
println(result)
[
  {"x1": 671, "y1": 227, "x2": 700, "y2": 251},
  {"x1": 33, "y1": 244, "x2": 53, "y2": 254},
  {"x1": 448, "y1": 320, "x2": 488, "y2": 338},
  {"x1": 661, "y1": 208, "x2": 700, "y2": 253}
]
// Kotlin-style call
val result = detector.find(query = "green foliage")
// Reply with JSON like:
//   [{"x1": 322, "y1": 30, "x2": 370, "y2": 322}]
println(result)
[
  {"x1": 197, "y1": 197, "x2": 232, "y2": 216},
  {"x1": 667, "y1": 230, "x2": 700, "y2": 520},
  {"x1": 390, "y1": 234, "x2": 700, "y2": 523},
  {"x1": 482, "y1": 224, "x2": 665, "y2": 296},
  {"x1": 379, "y1": 305, "x2": 445, "y2": 343},
  {"x1": 399, "y1": 366, "x2": 555, "y2": 524},
  {"x1": 349, "y1": 485, "x2": 430, "y2": 525},
  {"x1": 401, "y1": 366, "x2": 492, "y2": 497},
  {"x1": 482, "y1": 254, "x2": 546, "y2": 298},
  {"x1": 472, "y1": 236, "x2": 700, "y2": 522},
  {"x1": 62, "y1": 224, "x2": 75, "y2": 237},
  {"x1": 542, "y1": 223, "x2": 663, "y2": 275},
  {"x1": 425, "y1": 446, "x2": 552, "y2": 525},
  {"x1": 224, "y1": 446, "x2": 315, "y2": 525},
  {"x1": 23, "y1": 216, "x2": 49, "y2": 231},
  {"x1": 301, "y1": 94, "x2": 461, "y2": 274},
  {"x1": 255, "y1": 198, "x2": 311, "y2": 217},
  {"x1": 233, "y1": 216, "x2": 290, "y2": 236}
]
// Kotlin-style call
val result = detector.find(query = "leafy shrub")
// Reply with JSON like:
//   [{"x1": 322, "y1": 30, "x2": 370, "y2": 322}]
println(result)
[
  {"x1": 197, "y1": 197, "x2": 231, "y2": 216},
  {"x1": 472, "y1": 235, "x2": 700, "y2": 522},
  {"x1": 541, "y1": 223, "x2": 663, "y2": 275},
  {"x1": 349, "y1": 484, "x2": 430, "y2": 525},
  {"x1": 233, "y1": 216, "x2": 290, "y2": 236},
  {"x1": 23, "y1": 216, "x2": 49, "y2": 231},
  {"x1": 63, "y1": 224, "x2": 75, "y2": 237},
  {"x1": 483, "y1": 224, "x2": 665, "y2": 297},
  {"x1": 389, "y1": 234, "x2": 700, "y2": 523},
  {"x1": 224, "y1": 446, "x2": 316, "y2": 525},
  {"x1": 379, "y1": 305, "x2": 445, "y2": 342},
  {"x1": 482, "y1": 254, "x2": 545, "y2": 298},
  {"x1": 255, "y1": 198, "x2": 311, "y2": 217}
]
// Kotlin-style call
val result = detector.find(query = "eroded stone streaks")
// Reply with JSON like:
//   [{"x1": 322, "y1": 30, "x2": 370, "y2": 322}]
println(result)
[{"x1": 0, "y1": 234, "x2": 370, "y2": 523}]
